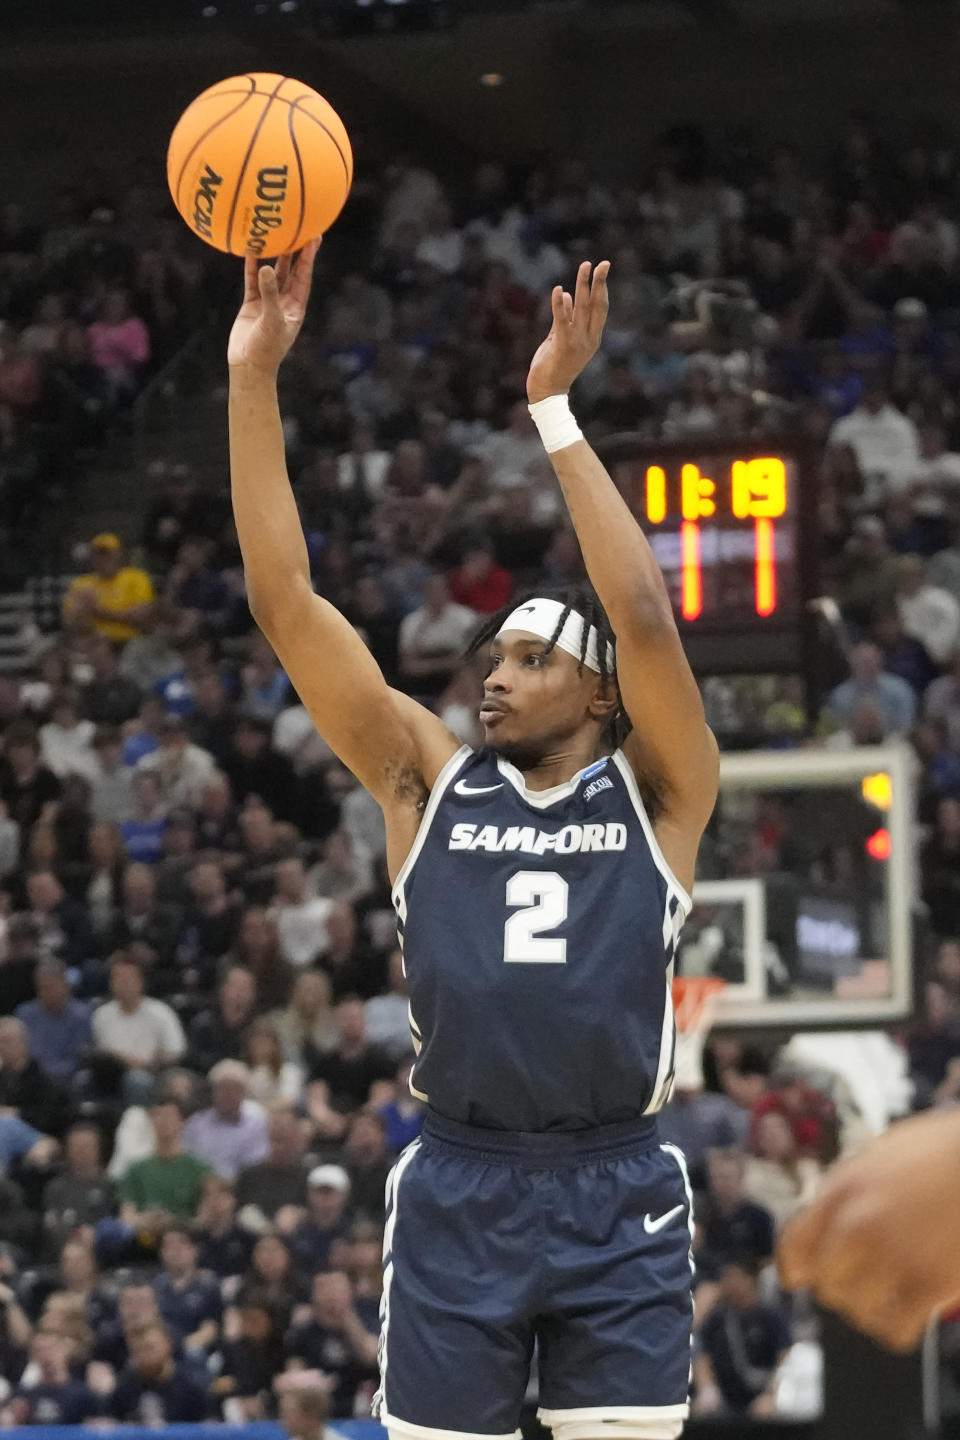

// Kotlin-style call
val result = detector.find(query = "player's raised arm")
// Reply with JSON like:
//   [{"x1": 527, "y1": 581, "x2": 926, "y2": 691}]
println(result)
[
  {"x1": 227, "y1": 244, "x2": 459, "y2": 807},
  {"x1": 526, "y1": 262, "x2": 718, "y2": 873}
]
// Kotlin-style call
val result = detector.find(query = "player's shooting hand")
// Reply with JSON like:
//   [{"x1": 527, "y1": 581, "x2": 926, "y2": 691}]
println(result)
[
  {"x1": 526, "y1": 260, "x2": 610, "y2": 404},
  {"x1": 227, "y1": 239, "x2": 321, "y2": 377},
  {"x1": 778, "y1": 1107, "x2": 960, "y2": 1351}
]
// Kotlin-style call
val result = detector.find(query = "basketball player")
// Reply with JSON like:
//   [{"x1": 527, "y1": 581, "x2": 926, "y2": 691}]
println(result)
[
  {"x1": 228, "y1": 242, "x2": 718, "y2": 1440},
  {"x1": 780, "y1": 1105, "x2": 960, "y2": 1351}
]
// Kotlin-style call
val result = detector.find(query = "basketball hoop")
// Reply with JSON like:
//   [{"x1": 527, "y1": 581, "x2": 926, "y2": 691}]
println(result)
[{"x1": 671, "y1": 976, "x2": 726, "y2": 1093}]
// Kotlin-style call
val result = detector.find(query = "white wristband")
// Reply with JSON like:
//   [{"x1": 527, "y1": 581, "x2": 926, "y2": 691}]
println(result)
[{"x1": 528, "y1": 394, "x2": 583, "y2": 454}]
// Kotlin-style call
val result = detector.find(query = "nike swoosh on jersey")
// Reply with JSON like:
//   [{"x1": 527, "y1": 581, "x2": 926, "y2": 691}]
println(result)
[
  {"x1": 453, "y1": 780, "x2": 504, "y2": 796},
  {"x1": 643, "y1": 1204, "x2": 685, "y2": 1235}
]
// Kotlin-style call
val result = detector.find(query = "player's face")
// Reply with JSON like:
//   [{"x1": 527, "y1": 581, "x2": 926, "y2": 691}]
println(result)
[{"x1": 480, "y1": 630, "x2": 614, "y2": 765}]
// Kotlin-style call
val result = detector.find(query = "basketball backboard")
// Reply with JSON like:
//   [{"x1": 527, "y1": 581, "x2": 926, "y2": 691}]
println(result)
[{"x1": 687, "y1": 744, "x2": 914, "y2": 1027}]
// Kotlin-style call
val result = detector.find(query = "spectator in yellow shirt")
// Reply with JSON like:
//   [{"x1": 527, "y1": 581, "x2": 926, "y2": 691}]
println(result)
[{"x1": 63, "y1": 533, "x2": 155, "y2": 644}]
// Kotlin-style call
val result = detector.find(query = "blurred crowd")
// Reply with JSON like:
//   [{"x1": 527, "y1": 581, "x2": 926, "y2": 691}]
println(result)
[
  {"x1": 3, "y1": 112, "x2": 960, "y2": 1425},
  {"x1": 0, "y1": 187, "x2": 225, "y2": 571}
]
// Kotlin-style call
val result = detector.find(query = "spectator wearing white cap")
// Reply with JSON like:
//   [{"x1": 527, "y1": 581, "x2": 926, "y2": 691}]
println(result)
[
  {"x1": 181, "y1": 1061, "x2": 269, "y2": 1180},
  {"x1": 288, "y1": 1165, "x2": 352, "y2": 1272}
]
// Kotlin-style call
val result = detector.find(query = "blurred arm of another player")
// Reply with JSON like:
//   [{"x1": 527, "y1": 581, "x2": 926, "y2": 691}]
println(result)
[
  {"x1": 227, "y1": 245, "x2": 461, "y2": 836},
  {"x1": 526, "y1": 262, "x2": 718, "y2": 892},
  {"x1": 778, "y1": 1106, "x2": 960, "y2": 1351}
]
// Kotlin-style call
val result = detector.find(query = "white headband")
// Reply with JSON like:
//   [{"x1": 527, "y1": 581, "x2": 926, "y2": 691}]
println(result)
[{"x1": 498, "y1": 597, "x2": 614, "y2": 674}]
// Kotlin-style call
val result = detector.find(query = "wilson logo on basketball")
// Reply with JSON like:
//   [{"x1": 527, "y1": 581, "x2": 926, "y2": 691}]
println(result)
[
  {"x1": 192, "y1": 164, "x2": 224, "y2": 240},
  {"x1": 246, "y1": 165, "x2": 289, "y2": 255}
]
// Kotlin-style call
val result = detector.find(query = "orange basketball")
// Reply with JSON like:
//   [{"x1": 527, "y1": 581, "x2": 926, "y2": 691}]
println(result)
[{"x1": 167, "y1": 73, "x2": 352, "y2": 257}]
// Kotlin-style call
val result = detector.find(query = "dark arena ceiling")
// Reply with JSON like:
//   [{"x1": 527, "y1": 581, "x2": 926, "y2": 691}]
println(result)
[{"x1": 10, "y1": 0, "x2": 959, "y2": 42}]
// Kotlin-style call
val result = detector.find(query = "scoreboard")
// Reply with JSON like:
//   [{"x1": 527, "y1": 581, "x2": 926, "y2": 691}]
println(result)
[{"x1": 598, "y1": 436, "x2": 816, "y2": 674}]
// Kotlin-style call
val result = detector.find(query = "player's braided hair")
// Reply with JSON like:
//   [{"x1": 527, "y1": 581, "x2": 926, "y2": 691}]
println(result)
[{"x1": 465, "y1": 585, "x2": 631, "y2": 750}]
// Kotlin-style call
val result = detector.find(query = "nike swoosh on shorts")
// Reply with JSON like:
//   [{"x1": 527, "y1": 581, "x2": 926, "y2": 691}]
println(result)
[{"x1": 643, "y1": 1204, "x2": 685, "y2": 1235}]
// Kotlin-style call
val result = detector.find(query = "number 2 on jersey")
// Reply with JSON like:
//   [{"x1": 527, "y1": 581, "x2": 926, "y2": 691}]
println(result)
[{"x1": 504, "y1": 871, "x2": 569, "y2": 963}]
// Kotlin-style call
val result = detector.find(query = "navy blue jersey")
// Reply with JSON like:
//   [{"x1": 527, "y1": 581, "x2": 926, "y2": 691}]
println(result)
[
  {"x1": 154, "y1": 1270, "x2": 222, "y2": 1343},
  {"x1": 393, "y1": 746, "x2": 691, "y2": 1132},
  {"x1": 15, "y1": 1380, "x2": 99, "y2": 1425}
]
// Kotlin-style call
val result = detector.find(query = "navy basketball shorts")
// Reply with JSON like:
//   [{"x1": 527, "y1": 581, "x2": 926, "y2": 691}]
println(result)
[{"x1": 374, "y1": 1112, "x2": 693, "y2": 1440}]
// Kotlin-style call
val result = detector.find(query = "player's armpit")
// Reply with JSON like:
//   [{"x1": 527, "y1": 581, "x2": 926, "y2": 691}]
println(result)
[
  {"x1": 388, "y1": 687, "x2": 466, "y2": 786},
  {"x1": 253, "y1": 583, "x2": 460, "y2": 806}
]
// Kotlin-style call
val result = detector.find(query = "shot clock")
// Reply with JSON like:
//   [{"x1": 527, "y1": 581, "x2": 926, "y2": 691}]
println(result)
[{"x1": 598, "y1": 435, "x2": 816, "y2": 675}]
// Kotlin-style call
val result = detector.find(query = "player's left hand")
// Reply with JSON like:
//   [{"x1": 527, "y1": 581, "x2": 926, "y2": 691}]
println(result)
[
  {"x1": 227, "y1": 239, "x2": 321, "y2": 377},
  {"x1": 526, "y1": 260, "x2": 610, "y2": 403},
  {"x1": 778, "y1": 1107, "x2": 960, "y2": 1351}
]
